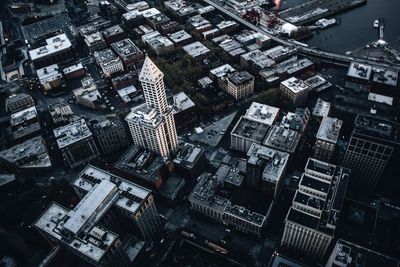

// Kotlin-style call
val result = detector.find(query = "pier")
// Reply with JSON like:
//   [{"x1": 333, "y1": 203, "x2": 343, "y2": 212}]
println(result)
[{"x1": 279, "y1": 0, "x2": 367, "y2": 25}]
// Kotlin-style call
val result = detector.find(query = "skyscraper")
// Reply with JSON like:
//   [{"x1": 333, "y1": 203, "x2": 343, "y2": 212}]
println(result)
[
  {"x1": 125, "y1": 56, "x2": 178, "y2": 157},
  {"x1": 342, "y1": 115, "x2": 400, "y2": 193}
]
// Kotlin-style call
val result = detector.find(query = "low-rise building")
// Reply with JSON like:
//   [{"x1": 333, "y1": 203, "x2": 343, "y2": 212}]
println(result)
[
  {"x1": 281, "y1": 158, "x2": 350, "y2": 260},
  {"x1": 314, "y1": 117, "x2": 342, "y2": 162},
  {"x1": 280, "y1": 77, "x2": 311, "y2": 106},
  {"x1": 48, "y1": 102, "x2": 76, "y2": 124},
  {"x1": 312, "y1": 98, "x2": 331, "y2": 120},
  {"x1": 240, "y1": 50, "x2": 275, "y2": 73},
  {"x1": 164, "y1": 0, "x2": 197, "y2": 21},
  {"x1": 189, "y1": 173, "x2": 266, "y2": 236},
  {"x1": 0, "y1": 136, "x2": 51, "y2": 170},
  {"x1": 168, "y1": 30, "x2": 193, "y2": 46},
  {"x1": 10, "y1": 106, "x2": 41, "y2": 141},
  {"x1": 326, "y1": 239, "x2": 399, "y2": 267},
  {"x1": 263, "y1": 125, "x2": 301, "y2": 155},
  {"x1": 147, "y1": 35, "x2": 174, "y2": 56},
  {"x1": 347, "y1": 61, "x2": 372, "y2": 84},
  {"x1": 29, "y1": 33, "x2": 73, "y2": 68},
  {"x1": 226, "y1": 71, "x2": 254, "y2": 100},
  {"x1": 5, "y1": 93, "x2": 35, "y2": 113},
  {"x1": 53, "y1": 119, "x2": 100, "y2": 169},
  {"x1": 94, "y1": 49, "x2": 124, "y2": 77},
  {"x1": 102, "y1": 25, "x2": 127, "y2": 45},
  {"x1": 73, "y1": 77, "x2": 104, "y2": 110},
  {"x1": 231, "y1": 102, "x2": 279, "y2": 153},
  {"x1": 36, "y1": 64, "x2": 64, "y2": 91},
  {"x1": 114, "y1": 145, "x2": 169, "y2": 190},
  {"x1": 91, "y1": 118, "x2": 129, "y2": 156},
  {"x1": 188, "y1": 15, "x2": 213, "y2": 32},
  {"x1": 209, "y1": 64, "x2": 236, "y2": 91},
  {"x1": 216, "y1": 20, "x2": 239, "y2": 33},
  {"x1": 146, "y1": 13, "x2": 170, "y2": 31},
  {"x1": 111, "y1": 38, "x2": 144, "y2": 71},
  {"x1": 62, "y1": 63, "x2": 86, "y2": 80},
  {"x1": 83, "y1": 31, "x2": 107, "y2": 52},
  {"x1": 264, "y1": 45, "x2": 298, "y2": 63},
  {"x1": 183, "y1": 41, "x2": 211, "y2": 60},
  {"x1": 173, "y1": 142, "x2": 206, "y2": 180},
  {"x1": 246, "y1": 143, "x2": 289, "y2": 197},
  {"x1": 160, "y1": 21, "x2": 182, "y2": 35}
]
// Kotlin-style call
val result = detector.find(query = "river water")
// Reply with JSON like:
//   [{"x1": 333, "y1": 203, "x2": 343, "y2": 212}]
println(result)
[{"x1": 279, "y1": 0, "x2": 400, "y2": 53}]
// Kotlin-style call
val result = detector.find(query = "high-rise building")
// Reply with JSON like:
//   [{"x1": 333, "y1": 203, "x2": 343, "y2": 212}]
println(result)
[
  {"x1": 35, "y1": 165, "x2": 160, "y2": 267},
  {"x1": 125, "y1": 57, "x2": 178, "y2": 157},
  {"x1": 281, "y1": 158, "x2": 350, "y2": 260},
  {"x1": 314, "y1": 117, "x2": 342, "y2": 162},
  {"x1": 342, "y1": 115, "x2": 400, "y2": 193}
]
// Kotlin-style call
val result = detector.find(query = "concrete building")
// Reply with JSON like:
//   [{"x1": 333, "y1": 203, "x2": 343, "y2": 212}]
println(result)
[
  {"x1": 314, "y1": 117, "x2": 342, "y2": 162},
  {"x1": 326, "y1": 239, "x2": 399, "y2": 267},
  {"x1": 10, "y1": 106, "x2": 41, "y2": 141},
  {"x1": 173, "y1": 142, "x2": 206, "y2": 180},
  {"x1": 263, "y1": 125, "x2": 301, "y2": 155},
  {"x1": 0, "y1": 136, "x2": 51, "y2": 170},
  {"x1": 48, "y1": 102, "x2": 76, "y2": 124},
  {"x1": 312, "y1": 98, "x2": 331, "y2": 121},
  {"x1": 209, "y1": 64, "x2": 236, "y2": 91},
  {"x1": 94, "y1": 49, "x2": 124, "y2": 77},
  {"x1": 125, "y1": 57, "x2": 178, "y2": 157},
  {"x1": 53, "y1": 119, "x2": 100, "y2": 169},
  {"x1": 280, "y1": 77, "x2": 311, "y2": 106},
  {"x1": 73, "y1": 77, "x2": 104, "y2": 110},
  {"x1": 183, "y1": 41, "x2": 211, "y2": 60},
  {"x1": 35, "y1": 165, "x2": 160, "y2": 266},
  {"x1": 189, "y1": 173, "x2": 266, "y2": 237},
  {"x1": 113, "y1": 145, "x2": 169, "y2": 190},
  {"x1": 168, "y1": 30, "x2": 193, "y2": 46},
  {"x1": 240, "y1": 50, "x2": 275, "y2": 73},
  {"x1": 281, "y1": 158, "x2": 350, "y2": 260},
  {"x1": 29, "y1": 33, "x2": 73, "y2": 68},
  {"x1": 91, "y1": 118, "x2": 129, "y2": 156},
  {"x1": 226, "y1": 71, "x2": 254, "y2": 100},
  {"x1": 147, "y1": 35, "x2": 174, "y2": 56},
  {"x1": 346, "y1": 61, "x2": 373, "y2": 84},
  {"x1": 188, "y1": 15, "x2": 213, "y2": 32},
  {"x1": 164, "y1": 0, "x2": 197, "y2": 21},
  {"x1": 5, "y1": 93, "x2": 35, "y2": 113},
  {"x1": 264, "y1": 45, "x2": 298, "y2": 63},
  {"x1": 63, "y1": 63, "x2": 86, "y2": 80},
  {"x1": 102, "y1": 25, "x2": 127, "y2": 45},
  {"x1": 172, "y1": 92, "x2": 197, "y2": 131},
  {"x1": 246, "y1": 143, "x2": 289, "y2": 197},
  {"x1": 111, "y1": 38, "x2": 144, "y2": 71},
  {"x1": 342, "y1": 115, "x2": 400, "y2": 193},
  {"x1": 36, "y1": 64, "x2": 64, "y2": 91},
  {"x1": 83, "y1": 31, "x2": 107, "y2": 52},
  {"x1": 231, "y1": 102, "x2": 279, "y2": 153}
]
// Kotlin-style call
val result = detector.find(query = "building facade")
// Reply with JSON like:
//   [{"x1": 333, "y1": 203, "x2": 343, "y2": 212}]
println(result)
[
  {"x1": 281, "y1": 158, "x2": 349, "y2": 260},
  {"x1": 91, "y1": 118, "x2": 129, "y2": 156},
  {"x1": 226, "y1": 71, "x2": 254, "y2": 100},
  {"x1": 314, "y1": 117, "x2": 342, "y2": 162},
  {"x1": 342, "y1": 115, "x2": 400, "y2": 193},
  {"x1": 125, "y1": 56, "x2": 178, "y2": 157}
]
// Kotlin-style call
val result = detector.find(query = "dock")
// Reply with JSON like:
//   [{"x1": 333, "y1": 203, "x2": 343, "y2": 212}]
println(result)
[{"x1": 279, "y1": 0, "x2": 367, "y2": 25}]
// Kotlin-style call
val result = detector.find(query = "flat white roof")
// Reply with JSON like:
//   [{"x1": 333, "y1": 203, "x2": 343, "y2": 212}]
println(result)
[
  {"x1": 53, "y1": 119, "x2": 92, "y2": 149},
  {"x1": 244, "y1": 102, "x2": 279, "y2": 126},
  {"x1": 316, "y1": 117, "x2": 342, "y2": 143},
  {"x1": 368, "y1": 92, "x2": 393, "y2": 106},
  {"x1": 210, "y1": 64, "x2": 236, "y2": 78},
  {"x1": 183, "y1": 41, "x2": 210, "y2": 58},
  {"x1": 36, "y1": 64, "x2": 62, "y2": 83},
  {"x1": 347, "y1": 61, "x2": 372, "y2": 80},
  {"x1": 63, "y1": 63, "x2": 84, "y2": 74},
  {"x1": 29, "y1": 33, "x2": 71, "y2": 61},
  {"x1": 281, "y1": 77, "x2": 310, "y2": 94},
  {"x1": 63, "y1": 180, "x2": 117, "y2": 235},
  {"x1": 173, "y1": 92, "x2": 195, "y2": 112}
]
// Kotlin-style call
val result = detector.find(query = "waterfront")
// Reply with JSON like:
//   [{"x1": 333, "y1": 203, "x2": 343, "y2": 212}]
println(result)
[{"x1": 280, "y1": 0, "x2": 400, "y2": 53}]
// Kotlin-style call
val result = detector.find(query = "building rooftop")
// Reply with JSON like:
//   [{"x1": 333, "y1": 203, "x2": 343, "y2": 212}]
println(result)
[
  {"x1": 347, "y1": 61, "x2": 373, "y2": 81},
  {"x1": 312, "y1": 98, "x2": 331, "y2": 118},
  {"x1": 0, "y1": 136, "x2": 51, "y2": 168},
  {"x1": 279, "y1": 108, "x2": 310, "y2": 133},
  {"x1": 63, "y1": 63, "x2": 84, "y2": 75},
  {"x1": 35, "y1": 202, "x2": 118, "y2": 263},
  {"x1": 328, "y1": 239, "x2": 399, "y2": 267},
  {"x1": 241, "y1": 50, "x2": 275, "y2": 70},
  {"x1": 36, "y1": 64, "x2": 62, "y2": 84},
  {"x1": 197, "y1": 5, "x2": 215, "y2": 14},
  {"x1": 125, "y1": 1, "x2": 149, "y2": 11},
  {"x1": 111, "y1": 38, "x2": 142, "y2": 60},
  {"x1": 281, "y1": 77, "x2": 311, "y2": 94},
  {"x1": 122, "y1": 9, "x2": 143, "y2": 21},
  {"x1": 353, "y1": 114, "x2": 400, "y2": 145},
  {"x1": 214, "y1": 163, "x2": 244, "y2": 187},
  {"x1": 168, "y1": 30, "x2": 192, "y2": 44},
  {"x1": 91, "y1": 118, "x2": 124, "y2": 135},
  {"x1": 94, "y1": 49, "x2": 121, "y2": 67},
  {"x1": 5, "y1": 93, "x2": 34, "y2": 110},
  {"x1": 372, "y1": 66, "x2": 398, "y2": 87},
  {"x1": 225, "y1": 205, "x2": 265, "y2": 227},
  {"x1": 139, "y1": 56, "x2": 164, "y2": 83},
  {"x1": 83, "y1": 31, "x2": 105, "y2": 46},
  {"x1": 210, "y1": 64, "x2": 236, "y2": 79},
  {"x1": 247, "y1": 143, "x2": 289, "y2": 184},
  {"x1": 183, "y1": 41, "x2": 211, "y2": 59},
  {"x1": 227, "y1": 71, "x2": 254, "y2": 86},
  {"x1": 54, "y1": 119, "x2": 93, "y2": 149},
  {"x1": 188, "y1": 15, "x2": 212, "y2": 31},
  {"x1": 72, "y1": 165, "x2": 151, "y2": 214},
  {"x1": 164, "y1": 0, "x2": 197, "y2": 16},
  {"x1": 10, "y1": 106, "x2": 38, "y2": 126},
  {"x1": 125, "y1": 104, "x2": 167, "y2": 129},
  {"x1": 140, "y1": 7, "x2": 161, "y2": 18},
  {"x1": 173, "y1": 92, "x2": 195, "y2": 113},
  {"x1": 113, "y1": 145, "x2": 166, "y2": 183},
  {"x1": 216, "y1": 20, "x2": 238, "y2": 30},
  {"x1": 264, "y1": 45, "x2": 297, "y2": 61},
  {"x1": 73, "y1": 77, "x2": 101, "y2": 103},
  {"x1": 118, "y1": 86, "x2": 137, "y2": 103},
  {"x1": 316, "y1": 117, "x2": 342, "y2": 143},
  {"x1": 244, "y1": 102, "x2": 279, "y2": 126},
  {"x1": 263, "y1": 125, "x2": 301, "y2": 154},
  {"x1": 147, "y1": 36, "x2": 174, "y2": 52},
  {"x1": 232, "y1": 116, "x2": 271, "y2": 144},
  {"x1": 173, "y1": 142, "x2": 204, "y2": 169},
  {"x1": 29, "y1": 33, "x2": 71, "y2": 61},
  {"x1": 102, "y1": 25, "x2": 124, "y2": 38}
]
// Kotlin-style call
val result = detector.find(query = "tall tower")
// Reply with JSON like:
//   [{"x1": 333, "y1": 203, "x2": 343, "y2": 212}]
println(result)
[
  {"x1": 126, "y1": 56, "x2": 178, "y2": 157},
  {"x1": 342, "y1": 115, "x2": 400, "y2": 193}
]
